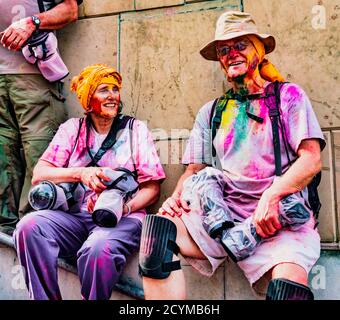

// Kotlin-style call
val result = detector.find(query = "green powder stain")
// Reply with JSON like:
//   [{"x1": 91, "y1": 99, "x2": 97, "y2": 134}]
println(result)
[{"x1": 221, "y1": 100, "x2": 249, "y2": 152}]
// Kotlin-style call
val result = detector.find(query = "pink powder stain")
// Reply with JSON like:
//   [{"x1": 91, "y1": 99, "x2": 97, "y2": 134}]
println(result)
[
  {"x1": 281, "y1": 84, "x2": 302, "y2": 105},
  {"x1": 96, "y1": 255, "x2": 106, "y2": 270},
  {"x1": 245, "y1": 160, "x2": 261, "y2": 179},
  {"x1": 249, "y1": 100, "x2": 268, "y2": 134},
  {"x1": 258, "y1": 99, "x2": 268, "y2": 122},
  {"x1": 52, "y1": 145, "x2": 59, "y2": 163},
  {"x1": 156, "y1": 166, "x2": 165, "y2": 177},
  {"x1": 25, "y1": 216, "x2": 37, "y2": 230},
  {"x1": 223, "y1": 127, "x2": 235, "y2": 151}
]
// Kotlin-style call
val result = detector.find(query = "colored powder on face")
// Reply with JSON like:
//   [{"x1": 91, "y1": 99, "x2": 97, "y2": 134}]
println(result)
[
  {"x1": 247, "y1": 51, "x2": 259, "y2": 76},
  {"x1": 91, "y1": 96, "x2": 103, "y2": 115}
]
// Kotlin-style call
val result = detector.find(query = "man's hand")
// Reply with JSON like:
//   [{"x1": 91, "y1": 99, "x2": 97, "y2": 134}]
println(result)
[
  {"x1": 253, "y1": 189, "x2": 282, "y2": 238},
  {"x1": 158, "y1": 193, "x2": 190, "y2": 218},
  {"x1": 1, "y1": 17, "x2": 35, "y2": 51},
  {"x1": 80, "y1": 167, "x2": 111, "y2": 194}
]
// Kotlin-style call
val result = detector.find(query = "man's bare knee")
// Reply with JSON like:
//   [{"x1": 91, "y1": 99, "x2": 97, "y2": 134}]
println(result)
[
  {"x1": 155, "y1": 213, "x2": 205, "y2": 259},
  {"x1": 271, "y1": 262, "x2": 308, "y2": 285}
]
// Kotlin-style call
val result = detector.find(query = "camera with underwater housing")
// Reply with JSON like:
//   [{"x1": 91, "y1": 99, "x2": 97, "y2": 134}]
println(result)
[{"x1": 28, "y1": 167, "x2": 139, "y2": 227}]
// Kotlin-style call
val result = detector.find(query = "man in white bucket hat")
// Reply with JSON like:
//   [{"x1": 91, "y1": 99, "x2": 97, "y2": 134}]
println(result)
[
  {"x1": 0, "y1": 0, "x2": 82, "y2": 235},
  {"x1": 139, "y1": 11, "x2": 325, "y2": 300}
]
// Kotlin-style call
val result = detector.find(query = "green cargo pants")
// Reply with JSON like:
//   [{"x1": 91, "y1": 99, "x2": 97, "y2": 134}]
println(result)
[{"x1": 0, "y1": 74, "x2": 68, "y2": 234}]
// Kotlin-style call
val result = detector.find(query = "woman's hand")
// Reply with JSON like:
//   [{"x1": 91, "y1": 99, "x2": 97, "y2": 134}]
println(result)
[
  {"x1": 158, "y1": 192, "x2": 190, "y2": 218},
  {"x1": 87, "y1": 193, "x2": 99, "y2": 213},
  {"x1": 80, "y1": 167, "x2": 111, "y2": 193},
  {"x1": 253, "y1": 189, "x2": 282, "y2": 238}
]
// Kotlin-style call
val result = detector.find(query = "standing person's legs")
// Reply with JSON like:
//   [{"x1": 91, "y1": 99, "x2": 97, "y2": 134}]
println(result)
[
  {"x1": 13, "y1": 210, "x2": 90, "y2": 300},
  {"x1": 7, "y1": 75, "x2": 67, "y2": 218},
  {"x1": 140, "y1": 213, "x2": 206, "y2": 300},
  {"x1": 77, "y1": 217, "x2": 142, "y2": 300},
  {"x1": 0, "y1": 75, "x2": 24, "y2": 235}
]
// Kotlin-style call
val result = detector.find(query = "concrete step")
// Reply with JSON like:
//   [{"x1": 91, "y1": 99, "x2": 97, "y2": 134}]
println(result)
[{"x1": 1, "y1": 232, "x2": 340, "y2": 300}]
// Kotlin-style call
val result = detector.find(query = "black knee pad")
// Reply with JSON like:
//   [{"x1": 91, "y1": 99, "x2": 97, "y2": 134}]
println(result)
[
  {"x1": 266, "y1": 278, "x2": 314, "y2": 300},
  {"x1": 139, "y1": 215, "x2": 181, "y2": 279}
]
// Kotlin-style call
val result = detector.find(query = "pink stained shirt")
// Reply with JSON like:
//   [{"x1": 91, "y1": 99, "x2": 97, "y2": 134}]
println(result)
[
  {"x1": 40, "y1": 117, "x2": 166, "y2": 222},
  {"x1": 182, "y1": 82, "x2": 325, "y2": 221}
]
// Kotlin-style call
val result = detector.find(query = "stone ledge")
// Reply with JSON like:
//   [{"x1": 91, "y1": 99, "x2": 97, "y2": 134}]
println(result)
[{"x1": 2, "y1": 230, "x2": 340, "y2": 300}]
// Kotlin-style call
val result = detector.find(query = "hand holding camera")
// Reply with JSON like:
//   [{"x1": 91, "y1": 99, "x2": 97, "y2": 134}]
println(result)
[
  {"x1": 80, "y1": 167, "x2": 111, "y2": 194},
  {"x1": 28, "y1": 167, "x2": 139, "y2": 228},
  {"x1": 220, "y1": 193, "x2": 311, "y2": 262}
]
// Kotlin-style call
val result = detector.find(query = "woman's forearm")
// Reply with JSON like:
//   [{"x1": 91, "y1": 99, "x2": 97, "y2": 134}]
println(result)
[
  {"x1": 126, "y1": 181, "x2": 161, "y2": 213},
  {"x1": 32, "y1": 160, "x2": 83, "y2": 185}
]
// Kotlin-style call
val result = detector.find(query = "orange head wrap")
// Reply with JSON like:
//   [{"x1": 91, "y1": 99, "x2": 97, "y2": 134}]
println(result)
[
  {"x1": 246, "y1": 35, "x2": 284, "y2": 82},
  {"x1": 70, "y1": 64, "x2": 122, "y2": 112}
]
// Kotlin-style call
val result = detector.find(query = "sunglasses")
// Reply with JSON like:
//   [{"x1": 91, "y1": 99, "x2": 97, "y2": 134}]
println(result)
[{"x1": 216, "y1": 41, "x2": 249, "y2": 57}]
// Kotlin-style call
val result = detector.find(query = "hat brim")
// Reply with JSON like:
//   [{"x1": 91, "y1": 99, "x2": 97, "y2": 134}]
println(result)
[{"x1": 200, "y1": 31, "x2": 276, "y2": 61}]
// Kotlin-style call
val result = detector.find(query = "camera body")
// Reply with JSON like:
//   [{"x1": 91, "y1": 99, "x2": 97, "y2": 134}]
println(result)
[
  {"x1": 28, "y1": 167, "x2": 138, "y2": 228},
  {"x1": 220, "y1": 193, "x2": 311, "y2": 262},
  {"x1": 28, "y1": 181, "x2": 85, "y2": 213},
  {"x1": 91, "y1": 168, "x2": 138, "y2": 227}
]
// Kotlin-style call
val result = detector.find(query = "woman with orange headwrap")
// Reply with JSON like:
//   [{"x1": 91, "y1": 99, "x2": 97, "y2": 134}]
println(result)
[{"x1": 13, "y1": 64, "x2": 166, "y2": 300}]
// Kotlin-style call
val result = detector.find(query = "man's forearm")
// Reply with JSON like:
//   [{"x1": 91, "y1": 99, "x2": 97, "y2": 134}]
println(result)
[
  {"x1": 171, "y1": 164, "x2": 207, "y2": 198},
  {"x1": 266, "y1": 149, "x2": 321, "y2": 201},
  {"x1": 36, "y1": 0, "x2": 79, "y2": 30}
]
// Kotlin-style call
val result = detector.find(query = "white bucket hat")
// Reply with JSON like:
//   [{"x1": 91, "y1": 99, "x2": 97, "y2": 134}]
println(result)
[{"x1": 200, "y1": 11, "x2": 276, "y2": 61}]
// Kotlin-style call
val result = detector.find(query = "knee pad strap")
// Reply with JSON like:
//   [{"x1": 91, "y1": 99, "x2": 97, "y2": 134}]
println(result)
[
  {"x1": 139, "y1": 215, "x2": 181, "y2": 279},
  {"x1": 266, "y1": 278, "x2": 314, "y2": 300}
]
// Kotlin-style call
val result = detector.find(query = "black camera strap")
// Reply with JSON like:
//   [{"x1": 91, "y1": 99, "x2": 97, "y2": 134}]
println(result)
[
  {"x1": 84, "y1": 115, "x2": 138, "y2": 177},
  {"x1": 63, "y1": 114, "x2": 137, "y2": 200},
  {"x1": 267, "y1": 81, "x2": 284, "y2": 176}
]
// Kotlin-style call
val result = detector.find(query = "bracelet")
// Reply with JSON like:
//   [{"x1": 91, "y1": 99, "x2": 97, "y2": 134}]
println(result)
[{"x1": 124, "y1": 203, "x2": 131, "y2": 215}]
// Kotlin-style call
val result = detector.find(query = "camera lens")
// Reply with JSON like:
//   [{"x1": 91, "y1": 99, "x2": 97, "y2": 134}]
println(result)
[
  {"x1": 92, "y1": 209, "x2": 118, "y2": 228},
  {"x1": 29, "y1": 181, "x2": 56, "y2": 210}
]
